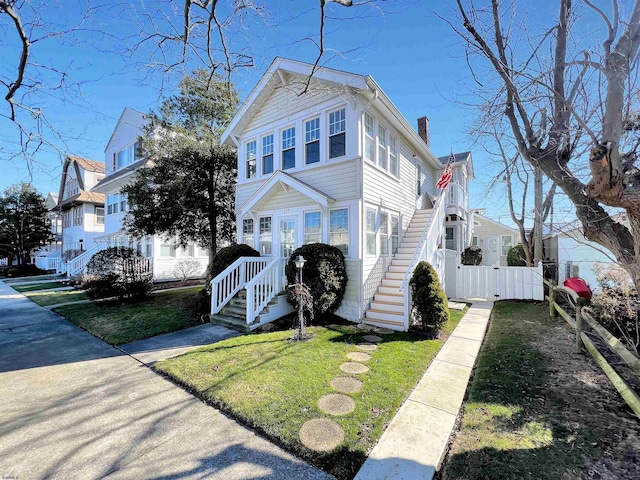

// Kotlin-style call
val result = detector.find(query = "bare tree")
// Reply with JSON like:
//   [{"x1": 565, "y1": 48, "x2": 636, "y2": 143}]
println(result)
[{"x1": 449, "y1": 0, "x2": 640, "y2": 290}]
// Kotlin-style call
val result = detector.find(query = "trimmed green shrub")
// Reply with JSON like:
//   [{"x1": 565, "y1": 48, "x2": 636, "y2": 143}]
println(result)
[
  {"x1": 207, "y1": 243, "x2": 260, "y2": 282},
  {"x1": 3, "y1": 264, "x2": 46, "y2": 277},
  {"x1": 285, "y1": 243, "x2": 348, "y2": 318},
  {"x1": 507, "y1": 244, "x2": 527, "y2": 266},
  {"x1": 409, "y1": 261, "x2": 449, "y2": 333},
  {"x1": 83, "y1": 247, "x2": 152, "y2": 300},
  {"x1": 461, "y1": 246, "x2": 483, "y2": 265}
]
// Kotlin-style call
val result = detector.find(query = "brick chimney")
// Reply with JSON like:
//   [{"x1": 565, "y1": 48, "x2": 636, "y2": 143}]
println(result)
[{"x1": 417, "y1": 116, "x2": 429, "y2": 147}]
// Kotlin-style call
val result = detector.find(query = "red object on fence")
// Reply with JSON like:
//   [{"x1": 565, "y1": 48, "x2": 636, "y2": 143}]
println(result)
[{"x1": 563, "y1": 277, "x2": 593, "y2": 299}]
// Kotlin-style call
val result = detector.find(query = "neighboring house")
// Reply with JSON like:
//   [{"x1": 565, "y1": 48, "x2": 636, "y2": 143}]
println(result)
[
  {"x1": 470, "y1": 209, "x2": 519, "y2": 266},
  {"x1": 89, "y1": 107, "x2": 209, "y2": 280},
  {"x1": 544, "y1": 224, "x2": 619, "y2": 289},
  {"x1": 215, "y1": 57, "x2": 473, "y2": 331},
  {"x1": 32, "y1": 192, "x2": 63, "y2": 271},
  {"x1": 56, "y1": 155, "x2": 105, "y2": 260}
]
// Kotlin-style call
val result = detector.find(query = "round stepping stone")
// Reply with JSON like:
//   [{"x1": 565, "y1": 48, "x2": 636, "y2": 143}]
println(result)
[
  {"x1": 356, "y1": 323, "x2": 375, "y2": 331},
  {"x1": 318, "y1": 393, "x2": 356, "y2": 416},
  {"x1": 347, "y1": 351, "x2": 371, "y2": 362},
  {"x1": 363, "y1": 334, "x2": 383, "y2": 343},
  {"x1": 299, "y1": 418, "x2": 344, "y2": 452},
  {"x1": 340, "y1": 362, "x2": 370, "y2": 374},
  {"x1": 355, "y1": 343, "x2": 378, "y2": 352},
  {"x1": 373, "y1": 327, "x2": 395, "y2": 335},
  {"x1": 330, "y1": 376, "x2": 363, "y2": 393}
]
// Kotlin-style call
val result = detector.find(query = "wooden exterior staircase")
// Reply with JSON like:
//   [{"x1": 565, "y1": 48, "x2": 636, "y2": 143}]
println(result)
[{"x1": 363, "y1": 208, "x2": 434, "y2": 330}]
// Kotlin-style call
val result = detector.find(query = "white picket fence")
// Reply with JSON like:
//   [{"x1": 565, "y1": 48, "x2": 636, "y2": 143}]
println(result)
[{"x1": 456, "y1": 263, "x2": 544, "y2": 301}]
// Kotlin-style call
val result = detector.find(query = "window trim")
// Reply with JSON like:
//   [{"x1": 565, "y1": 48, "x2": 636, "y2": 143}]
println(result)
[
  {"x1": 281, "y1": 126, "x2": 296, "y2": 170},
  {"x1": 246, "y1": 139, "x2": 257, "y2": 179},
  {"x1": 304, "y1": 211, "x2": 322, "y2": 245},
  {"x1": 379, "y1": 212, "x2": 389, "y2": 257},
  {"x1": 95, "y1": 206, "x2": 105, "y2": 225},
  {"x1": 328, "y1": 107, "x2": 346, "y2": 159},
  {"x1": 304, "y1": 117, "x2": 321, "y2": 165},
  {"x1": 242, "y1": 218, "x2": 254, "y2": 247},
  {"x1": 259, "y1": 216, "x2": 273, "y2": 255},
  {"x1": 262, "y1": 134, "x2": 274, "y2": 175}
]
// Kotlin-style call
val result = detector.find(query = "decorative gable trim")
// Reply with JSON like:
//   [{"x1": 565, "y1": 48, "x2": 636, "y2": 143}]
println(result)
[{"x1": 239, "y1": 171, "x2": 335, "y2": 217}]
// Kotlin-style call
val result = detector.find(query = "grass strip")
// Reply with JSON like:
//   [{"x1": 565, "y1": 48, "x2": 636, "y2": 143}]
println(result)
[
  {"x1": 155, "y1": 308, "x2": 466, "y2": 480},
  {"x1": 13, "y1": 282, "x2": 67, "y2": 292},
  {"x1": 25, "y1": 289, "x2": 89, "y2": 307},
  {"x1": 54, "y1": 287, "x2": 202, "y2": 345}
]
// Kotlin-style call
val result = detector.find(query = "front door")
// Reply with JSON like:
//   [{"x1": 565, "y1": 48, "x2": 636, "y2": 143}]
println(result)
[
  {"x1": 485, "y1": 236, "x2": 499, "y2": 266},
  {"x1": 279, "y1": 217, "x2": 297, "y2": 258}
]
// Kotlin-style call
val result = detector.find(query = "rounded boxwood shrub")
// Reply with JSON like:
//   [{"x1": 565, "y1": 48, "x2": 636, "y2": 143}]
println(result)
[
  {"x1": 507, "y1": 244, "x2": 527, "y2": 266},
  {"x1": 207, "y1": 243, "x2": 261, "y2": 282},
  {"x1": 83, "y1": 247, "x2": 152, "y2": 300},
  {"x1": 461, "y1": 246, "x2": 483, "y2": 265},
  {"x1": 409, "y1": 261, "x2": 449, "y2": 333},
  {"x1": 285, "y1": 243, "x2": 348, "y2": 318}
]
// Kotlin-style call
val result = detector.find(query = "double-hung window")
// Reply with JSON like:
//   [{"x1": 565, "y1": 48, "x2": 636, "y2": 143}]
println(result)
[
  {"x1": 366, "y1": 209, "x2": 376, "y2": 256},
  {"x1": 73, "y1": 207, "x2": 83, "y2": 226},
  {"x1": 119, "y1": 193, "x2": 128, "y2": 212},
  {"x1": 304, "y1": 211, "x2": 321, "y2": 244},
  {"x1": 246, "y1": 140, "x2": 257, "y2": 179},
  {"x1": 305, "y1": 118, "x2": 320, "y2": 164},
  {"x1": 259, "y1": 217, "x2": 272, "y2": 254},
  {"x1": 391, "y1": 215, "x2": 399, "y2": 254},
  {"x1": 446, "y1": 227, "x2": 455, "y2": 250},
  {"x1": 107, "y1": 194, "x2": 119, "y2": 215},
  {"x1": 243, "y1": 219, "x2": 254, "y2": 246},
  {"x1": 282, "y1": 127, "x2": 295, "y2": 170},
  {"x1": 262, "y1": 135, "x2": 274, "y2": 175},
  {"x1": 329, "y1": 108, "x2": 346, "y2": 158},
  {"x1": 95, "y1": 207, "x2": 104, "y2": 225},
  {"x1": 329, "y1": 208, "x2": 349, "y2": 256},
  {"x1": 379, "y1": 212, "x2": 389, "y2": 256},
  {"x1": 377, "y1": 125, "x2": 388, "y2": 170},
  {"x1": 389, "y1": 135, "x2": 398, "y2": 177},
  {"x1": 160, "y1": 240, "x2": 176, "y2": 257},
  {"x1": 364, "y1": 113, "x2": 375, "y2": 162}
]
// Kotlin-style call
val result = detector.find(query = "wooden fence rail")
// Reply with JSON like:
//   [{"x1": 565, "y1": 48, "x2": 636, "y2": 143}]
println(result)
[{"x1": 545, "y1": 280, "x2": 640, "y2": 419}]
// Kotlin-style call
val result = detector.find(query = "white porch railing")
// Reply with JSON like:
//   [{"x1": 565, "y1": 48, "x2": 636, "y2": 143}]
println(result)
[
  {"x1": 246, "y1": 258, "x2": 282, "y2": 324},
  {"x1": 210, "y1": 257, "x2": 270, "y2": 315},
  {"x1": 400, "y1": 189, "x2": 448, "y2": 329},
  {"x1": 66, "y1": 244, "x2": 102, "y2": 277},
  {"x1": 35, "y1": 253, "x2": 62, "y2": 272}
]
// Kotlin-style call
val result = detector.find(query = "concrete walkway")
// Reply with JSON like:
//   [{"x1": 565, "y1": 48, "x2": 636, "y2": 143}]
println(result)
[
  {"x1": 0, "y1": 280, "x2": 333, "y2": 480},
  {"x1": 120, "y1": 323, "x2": 240, "y2": 365},
  {"x1": 354, "y1": 301, "x2": 494, "y2": 480}
]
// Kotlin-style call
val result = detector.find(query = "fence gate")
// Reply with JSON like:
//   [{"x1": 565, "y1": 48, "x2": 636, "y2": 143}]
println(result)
[{"x1": 456, "y1": 264, "x2": 544, "y2": 300}]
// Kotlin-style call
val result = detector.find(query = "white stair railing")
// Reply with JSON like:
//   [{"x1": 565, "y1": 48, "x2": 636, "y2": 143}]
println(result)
[
  {"x1": 66, "y1": 244, "x2": 102, "y2": 277},
  {"x1": 210, "y1": 257, "x2": 270, "y2": 315},
  {"x1": 400, "y1": 188, "x2": 448, "y2": 329},
  {"x1": 245, "y1": 258, "x2": 281, "y2": 325}
]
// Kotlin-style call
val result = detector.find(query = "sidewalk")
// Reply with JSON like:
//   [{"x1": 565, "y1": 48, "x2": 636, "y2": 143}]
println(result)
[{"x1": 354, "y1": 301, "x2": 494, "y2": 480}]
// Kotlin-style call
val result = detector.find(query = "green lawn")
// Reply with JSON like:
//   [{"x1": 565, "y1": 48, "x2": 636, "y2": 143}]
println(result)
[
  {"x1": 440, "y1": 301, "x2": 640, "y2": 479},
  {"x1": 25, "y1": 289, "x2": 89, "y2": 306},
  {"x1": 13, "y1": 281, "x2": 67, "y2": 292},
  {"x1": 54, "y1": 287, "x2": 202, "y2": 345},
  {"x1": 155, "y1": 308, "x2": 466, "y2": 480}
]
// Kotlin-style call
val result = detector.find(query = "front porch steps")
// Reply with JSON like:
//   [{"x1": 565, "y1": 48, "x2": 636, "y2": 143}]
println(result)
[
  {"x1": 363, "y1": 208, "x2": 434, "y2": 331},
  {"x1": 210, "y1": 289, "x2": 279, "y2": 333}
]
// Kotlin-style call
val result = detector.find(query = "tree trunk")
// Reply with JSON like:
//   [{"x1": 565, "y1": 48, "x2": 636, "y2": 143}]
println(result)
[{"x1": 533, "y1": 166, "x2": 543, "y2": 265}]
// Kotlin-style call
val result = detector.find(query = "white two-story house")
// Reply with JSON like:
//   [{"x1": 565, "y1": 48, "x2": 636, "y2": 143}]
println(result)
[
  {"x1": 56, "y1": 155, "x2": 105, "y2": 263},
  {"x1": 87, "y1": 107, "x2": 209, "y2": 280},
  {"x1": 213, "y1": 58, "x2": 473, "y2": 331}
]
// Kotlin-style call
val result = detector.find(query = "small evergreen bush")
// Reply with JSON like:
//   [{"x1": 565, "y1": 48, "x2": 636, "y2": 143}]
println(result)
[
  {"x1": 409, "y1": 261, "x2": 449, "y2": 333},
  {"x1": 285, "y1": 243, "x2": 348, "y2": 318},
  {"x1": 507, "y1": 244, "x2": 527, "y2": 266},
  {"x1": 207, "y1": 243, "x2": 260, "y2": 282},
  {"x1": 83, "y1": 247, "x2": 152, "y2": 300},
  {"x1": 461, "y1": 246, "x2": 483, "y2": 265}
]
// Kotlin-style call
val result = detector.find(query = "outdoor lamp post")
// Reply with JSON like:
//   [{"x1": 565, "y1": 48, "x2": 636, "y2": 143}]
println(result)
[{"x1": 294, "y1": 255, "x2": 306, "y2": 339}]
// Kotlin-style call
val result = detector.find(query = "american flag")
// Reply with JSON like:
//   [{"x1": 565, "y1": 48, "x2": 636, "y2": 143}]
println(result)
[{"x1": 436, "y1": 151, "x2": 455, "y2": 190}]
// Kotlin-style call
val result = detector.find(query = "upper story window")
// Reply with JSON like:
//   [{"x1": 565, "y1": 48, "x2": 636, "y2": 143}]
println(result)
[
  {"x1": 246, "y1": 140, "x2": 257, "y2": 179},
  {"x1": 262, "y1": 135, "x2": 274, "y2": 175},
  {"x1": 63, "y1": 178, "x2": 79, "y2": 199},
  {"x1": 114, "y1": 140, "x2": 142, "y2": 172},
  {"x1": 305, "y1": 118, "x2": 320, "y2": 165},
  {"x1": 95, "y1": 206, "x2": 104, "y2": 225},
  {"x1": 73, "y1": 206, "x2": 83, "y2": 226},
  {"x1": 377, "y1": 125, "x2": 388, "y2": 170},
  {"x1": 281, "y1": 127, "x2": 295, "y2": 170},
  {"x1": 364, "y1": 113, "x2": 375, "y2": 162},
  {"x1": 389, "y1": 135, "x2": 398, "y2": 177},
  {"x1": 120, "y1": 193, "x2": 128, "y2": 212},
  {"x1": 329, "y1": 108, "x2": 346, "y2": 158}
]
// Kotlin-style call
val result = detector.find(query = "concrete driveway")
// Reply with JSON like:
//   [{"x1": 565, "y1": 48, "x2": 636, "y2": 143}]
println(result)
[{"x1": 0, "y1": 280, "x2": 333, "y2": 480}]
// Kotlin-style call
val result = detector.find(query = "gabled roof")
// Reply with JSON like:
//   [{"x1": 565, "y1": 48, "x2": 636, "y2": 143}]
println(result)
[
  {"x1": 93, "y1": 158, "x2": 150, "y2": 193},
  {"x1": 473, "y1": 213, "x2": 519, "y2": 235},
  {"x1": 221, "y1": 57, "x2": 443, "y2": 171},
  {"x1": 104, "y1": 107, "x2": 147, "y2": 153},
  {"x1": 239, "y1": 170, "x2": 335, "y2": 217},
  {"x1": 437, "y1": 151, "x2": 474, "y2": 179},
  {"x1": 56, "y1": 155, "x2": 104, "y2": 207},
  {"x1": 67, "y1": 154, "x2": 105, "y2": 174}
]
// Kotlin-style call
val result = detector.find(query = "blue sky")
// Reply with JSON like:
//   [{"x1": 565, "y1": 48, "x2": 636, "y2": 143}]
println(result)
[{"x1": 0, "y1": 0, "x2": 576, "y2": 226}]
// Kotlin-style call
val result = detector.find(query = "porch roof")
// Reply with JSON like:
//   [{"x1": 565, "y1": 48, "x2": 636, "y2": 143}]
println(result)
[{"x1": 239, "y1": 171, "x2": 335, "y2": 217}]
